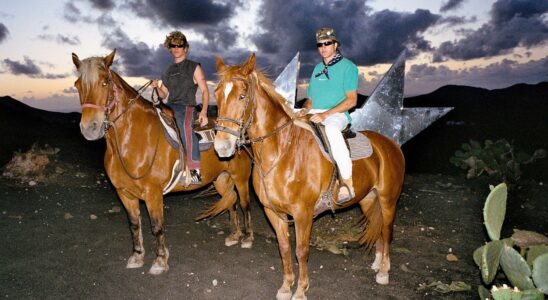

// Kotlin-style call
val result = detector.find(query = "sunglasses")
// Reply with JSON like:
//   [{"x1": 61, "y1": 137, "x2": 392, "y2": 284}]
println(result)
[
  {"x1": 316, "y1": 41, "x2": 335, "y2": 48},
  {"x1": 169, "y1": 44, "x2": 185, "y2": 48}
]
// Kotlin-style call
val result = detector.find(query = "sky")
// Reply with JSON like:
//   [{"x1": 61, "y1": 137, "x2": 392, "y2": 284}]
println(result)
[{"x1": 0, "y1": 0, "x2": 547, "y2": 112}]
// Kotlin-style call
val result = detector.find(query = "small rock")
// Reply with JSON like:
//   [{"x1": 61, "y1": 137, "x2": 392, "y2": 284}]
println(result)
[
  {"x1": 64, "y1": 213, "x2": 74, "y2": 220},
  {"x1": 217, "y1": 231, "x2": 224, "y2": 235},
  {"x1": 29, "y1": 181, "x2": 37, "y2": 186},
  {"x1": 90, "y1": 214, "x2": 98, "y2": 220},
  {"x1": 446, "y1": 253, "x2": 458, "y2": 262},
  {"x1": 212, "y1": 279, "x2": 218, "y2": 286},
  {"x1": 108, "y1": 206, "x2": 121, "y2": 213}
]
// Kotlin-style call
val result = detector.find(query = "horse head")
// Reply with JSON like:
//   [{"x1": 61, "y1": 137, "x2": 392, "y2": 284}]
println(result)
[
  {"x1": 214, "y1": 53, "x2": 257, "y2": 157},
  {"x1": 72, "y1": 49, "x2": 117, "y2": 141}
]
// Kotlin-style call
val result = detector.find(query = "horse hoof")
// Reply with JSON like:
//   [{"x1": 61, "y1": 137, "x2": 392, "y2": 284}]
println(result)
[
  {"x1": 126, "y1": 254, "x2": 144, "y2": 269},
  {"x1": 291, "y1": 295, "x2": 307, "y2": 300},
  {"x1": 149, "y1": 261, "x2": 169, "y2": 275},
  {"x1": 376, "y1": 272, "x2": 389, "y2": 285},
  {"x1": 240, "y1": 239, "x2": 253, "y2": 249},
  {"x1": 276, "y1": 290, "x2": 292, "y2": 300},
  {"x1": 225, "y1": 237, "x2": 239, "y2": 247}
]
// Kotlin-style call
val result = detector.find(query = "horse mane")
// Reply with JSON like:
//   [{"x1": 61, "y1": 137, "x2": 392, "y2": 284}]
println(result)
[{"x1": 217, "y1": 66, "x2": 294, "y2": 118}]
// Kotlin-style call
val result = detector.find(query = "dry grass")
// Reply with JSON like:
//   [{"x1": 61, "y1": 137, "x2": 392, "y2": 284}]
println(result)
[{"x1": 2, "y1": 143, "x2": 62, "y2": 184}]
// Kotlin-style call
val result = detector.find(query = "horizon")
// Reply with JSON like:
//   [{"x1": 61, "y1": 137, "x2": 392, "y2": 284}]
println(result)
[{"x1": 0, "y1": 0, "x2": 547, "y2": 113}]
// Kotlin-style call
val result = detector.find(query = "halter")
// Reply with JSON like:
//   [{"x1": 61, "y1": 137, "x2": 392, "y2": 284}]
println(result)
[
  {"x1": 80, "y1": 70, "x2": 118, "y2": 117},
  {"x1": 214, "y1": 76, "x2": 256, "y2": 147}
]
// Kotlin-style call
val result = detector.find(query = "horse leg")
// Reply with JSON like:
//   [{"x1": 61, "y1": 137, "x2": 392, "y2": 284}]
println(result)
[
  {"x1": 376, "y1": 195, "x2": 397, "y2": 285},
  {"x1": 358, "y1": 191, "x2": 383, "y2": 272},
  {"x1": 264, "y1": 207, "x2": 294, "y2": 300},
  {"x1": 214, "y1": 172, "x2": 243, "y2": 247},
  {"x1": 234, "y1": 178, "x2": 254, "y2": 248},
  {"x1": 118, "y1": 190, "x2": 145, "y2": 269},
  {"x1": 144, "y1": 190, "x2": 169, "y2": 275},
  {"x1": 292, "y1": 211, "x2": 314, "y2": 300}
]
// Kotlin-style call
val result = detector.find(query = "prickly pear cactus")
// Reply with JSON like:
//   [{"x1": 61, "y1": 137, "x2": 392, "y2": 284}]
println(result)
[
  {"x1": 490, "y1": 285, "x2": 521, "y2": 300},
  {"x1": 482, "y1": 240, "x2": 505, "y2": 284},
  {"x1": 500, "y1": 245, "x2": 536, "y2": 291},
  {"x1": 533, "y1": 253, "x2": 548, "y2": 294},
  {"x1": 484, "y1": 183, "x2": 507, "y2": 241}
]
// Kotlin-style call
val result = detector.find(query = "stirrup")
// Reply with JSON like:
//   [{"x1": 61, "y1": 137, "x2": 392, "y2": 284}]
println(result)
[
  {"x1": 190, "y1": 169, "x2": 202, "y2": 185},
  {"x1": 336, "y1": 185, "x2": 354, "y2": 205}
]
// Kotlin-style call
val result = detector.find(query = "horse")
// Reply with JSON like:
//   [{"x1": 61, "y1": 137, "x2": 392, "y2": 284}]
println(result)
[
  {"x1": 213, "y1": 53, "x2": 405, "y2": 300},
  {"x1": 71, "y1": 49, "x2": 253, "y2": 275}
]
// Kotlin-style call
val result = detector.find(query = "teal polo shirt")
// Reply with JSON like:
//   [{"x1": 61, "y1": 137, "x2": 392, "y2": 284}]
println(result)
[{"x1": 307, "y1": 57, "x2": 359, "y2": 122}]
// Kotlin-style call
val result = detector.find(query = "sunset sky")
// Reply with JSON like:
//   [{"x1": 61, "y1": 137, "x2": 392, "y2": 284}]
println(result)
[{"x1": 0, "y1": 0, "x2": 547, "y2": 112}]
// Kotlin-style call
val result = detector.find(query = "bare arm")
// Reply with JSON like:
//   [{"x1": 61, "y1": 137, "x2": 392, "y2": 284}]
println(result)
[
  {"x1": 194, "y1": 65, "x2": 209, "y2": 127},
  {"x1": 310, "y1": 90, "x2": 357, "y2": 123},
  {"x1": 151, "y1": 80, "x2": 169, "y2": 101}
]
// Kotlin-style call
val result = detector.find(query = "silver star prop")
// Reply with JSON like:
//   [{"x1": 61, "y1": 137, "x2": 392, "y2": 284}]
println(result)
[
  {"x1": 350, "y1": 50, "x2": 453, "y2": 145},
  {"x1": 273, "y1": 52, "x2": 300, "y2": 109},
  {"x1": 273, "y1": 50, "x2": 453, "y2": 145}
]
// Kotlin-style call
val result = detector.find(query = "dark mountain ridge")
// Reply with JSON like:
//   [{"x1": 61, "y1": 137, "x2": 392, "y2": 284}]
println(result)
[{"x1": 1, "y1": 81, "x2": 547, "y2": 178}]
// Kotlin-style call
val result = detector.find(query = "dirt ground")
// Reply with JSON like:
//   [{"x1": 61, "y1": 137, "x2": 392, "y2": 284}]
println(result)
[{"x1": 1, "y1": 146, "x2": 547, "y2": 300}]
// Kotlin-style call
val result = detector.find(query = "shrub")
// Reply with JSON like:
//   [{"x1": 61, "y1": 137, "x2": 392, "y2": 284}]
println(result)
[{"x1": 450, "y1": 139, "x2": 546, "y2": 184}]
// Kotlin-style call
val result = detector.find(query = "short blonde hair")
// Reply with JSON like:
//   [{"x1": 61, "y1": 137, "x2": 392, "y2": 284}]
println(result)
[{"x1": 164, "y1": 31, "x2": 189, "y2": 49}]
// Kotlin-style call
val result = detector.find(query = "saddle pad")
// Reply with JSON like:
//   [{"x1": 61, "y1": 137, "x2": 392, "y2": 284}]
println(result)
[
  {"x1": 294, "y1": 119, "x2": 373, "y2": 162},
  {"x1": 155, "y1": 107, "x2": 180, "y2": 149},
  {"x1": 348, "y1": 133, "x2": 373, "y2": 160}
]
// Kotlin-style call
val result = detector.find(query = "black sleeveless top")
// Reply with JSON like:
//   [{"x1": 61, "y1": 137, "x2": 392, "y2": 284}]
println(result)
[{"x1": 161, "y1": 59, "x2": 199, "y2": 105}]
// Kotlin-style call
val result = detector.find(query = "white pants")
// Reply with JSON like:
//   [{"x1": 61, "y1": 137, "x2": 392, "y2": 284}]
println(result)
[{"x1": 309, "y1": 109, "x2": 352, "y2": 179}]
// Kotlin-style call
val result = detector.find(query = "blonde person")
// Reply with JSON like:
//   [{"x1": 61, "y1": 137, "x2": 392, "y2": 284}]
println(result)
[{"x1": 152, "y1": 31, "x2": 209, "y2": 184}]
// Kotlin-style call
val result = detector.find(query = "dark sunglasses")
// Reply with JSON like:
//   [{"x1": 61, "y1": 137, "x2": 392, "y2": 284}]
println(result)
[
  {"x1": 169, "y1": 44, "x2": 185, "y2": 48},
  {"x1": 316, "y1": 41, "x2": 335, "y2": 48}
]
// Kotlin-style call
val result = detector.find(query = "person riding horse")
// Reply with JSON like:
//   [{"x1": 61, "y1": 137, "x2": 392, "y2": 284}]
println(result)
[
  {"x1": 151, "y1": 31, "x2": 208, "y2": 184},
  {"x1": 301, "y1": 27, "x2": 359, "y2": 203}
]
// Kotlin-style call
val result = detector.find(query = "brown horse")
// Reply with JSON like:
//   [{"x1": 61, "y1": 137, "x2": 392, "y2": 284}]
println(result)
[
  {"x1": 72, "y1": 49, "x2": 253, "y2": 275},
  {"x1": 214, "y1": 54, "x2": 405, "y2": 300}
]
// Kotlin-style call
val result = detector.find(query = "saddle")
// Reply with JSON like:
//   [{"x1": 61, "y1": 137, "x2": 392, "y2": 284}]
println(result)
[{"x1": 293, "y1": 115, "x2": 373, "y2": 217}]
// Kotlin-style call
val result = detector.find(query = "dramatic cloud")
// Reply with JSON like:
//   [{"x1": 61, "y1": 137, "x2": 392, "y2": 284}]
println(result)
[
  {"x1": 434, "y1": 0, "x2": 548, "y2": 61},
  {"x1": 38, "y1": 34, "x2": 81, "y2": 45},
  {"x1": 88, "y1": 0, "x2": 115, "y2": 10},
  {"x1": 252, "y1": 0, "x2": 440, "y2": 78},
  {"x1": 2, "y1": 57, "x2": 69, "y2": 79},
  {"x1": 0, "y1": 22, "x2": 8, "y2": 43},
  {"x1": 126, "y1": 0, "x2": 241, "y2": 48},
  {"x1": 406, "y1": 56, "x2": 548, "y2": 95},
  {"x1": 63, "y1": 2, "x2": 94, "y2": 23},
  {"x1": 440, "y1": 0, "x2": 466, "y2": 13}
]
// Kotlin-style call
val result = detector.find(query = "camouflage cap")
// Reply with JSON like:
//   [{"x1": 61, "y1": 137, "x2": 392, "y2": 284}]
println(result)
[
  {"x1": 315, "y1": 28, "x2": 338, "y2": 42},
  {"x1": 164, "y1": 31, "x2": 189, "y2": 49}
]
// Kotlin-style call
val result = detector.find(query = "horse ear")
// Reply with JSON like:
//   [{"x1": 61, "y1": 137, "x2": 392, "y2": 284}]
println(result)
[
  {"x1": 242, "y1": 53, "x2": 256, "y2": 76},
  {"x1": 215, "y1": 56, "x2": 225, "y2": 72},
  {"x1": 104, "y1": 49, "x2": 116, "y2": 68},
  {"x1": 72, "y1": 53, "x2": 81, "y2": 69}
]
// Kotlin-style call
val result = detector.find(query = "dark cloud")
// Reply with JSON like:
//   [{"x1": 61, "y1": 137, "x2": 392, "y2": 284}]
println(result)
[
  {"x1": 2, "y1": 57, "x2": 69, "y2": 79},
  {"x1": 434, "y1": 0, "x2": 548, "y2": 61},
  {"x1": 125, "y1": 0, "x2": 241, "y2": 48},
  {"x1": 251, "y1": 0, "x2": 440, "y2": 78},
  {"x1": 88, "y1": 0, "x2": 115, "y2": 10},
  {"x1": 38, "y1": 33, "x2": 81, "y2": 45},
  {"x1": 440, "y1": 0, "x2": 466, "y2": 13},
  {"x1": 0, "y1": 22, "x2": 8, "y2": 43},
  {"x1": 63, "y1": 86, "x2": 78, "y2": 94},
  {"x1": 406, "y1": 56, "x2": 548, "y2": 95},
  {"x1": 63, "y1": 2, "x2": 94, "y2": 23}
]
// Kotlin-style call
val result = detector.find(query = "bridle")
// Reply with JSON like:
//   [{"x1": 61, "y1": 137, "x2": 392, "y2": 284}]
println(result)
[
  {"x1": 214, "y1": 76, "x2": 256, "y2": 147},
  {"x1": 215, "y1": 74, "x2": 293, "y2": 148}
]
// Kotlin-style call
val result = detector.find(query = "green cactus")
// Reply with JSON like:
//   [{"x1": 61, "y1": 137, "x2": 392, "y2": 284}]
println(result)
[
  {"x1": 450, "y1": 139, "x2": 546, "y2": 184},
  {"x1": 533, "y1": 253, "x2": 548, "y2": 294},
  {"x1": 484, "y1": 183, "x2": 508, "y2": 241},
  {"x1": 474, "y1": 182, "x2": 548, "y2": 299},
  {"x1": 500, "y1": 245, "x2": 536, "y2": 290}
]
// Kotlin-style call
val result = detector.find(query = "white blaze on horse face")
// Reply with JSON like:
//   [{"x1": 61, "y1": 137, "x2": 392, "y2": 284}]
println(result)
[
  {"x1": 214, "y1": 133, "x2": 238, "y2": 158},
  {"x1": 224, "y1": 82, "x2": 233, "y2": 102}
]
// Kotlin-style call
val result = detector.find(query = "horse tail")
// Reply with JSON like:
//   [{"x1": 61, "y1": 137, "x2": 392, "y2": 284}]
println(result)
[
  {"x1": 195, "y1": 171, "x2": 237, "y2": 220},
  {"x1": 358, "y1": 191, "x2": 383, "y2": 248}
]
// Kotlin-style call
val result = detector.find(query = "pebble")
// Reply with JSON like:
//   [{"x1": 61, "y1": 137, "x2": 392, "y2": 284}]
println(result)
[
  {"x1": 64, "y1": 213, "x2": 74, "y2": 219},
  {"x1": 446, "y1": 253, "x2": 458, "y2": 262},
  {"x1": 90, "y1": 214, "x2": 98, "y2": 220},
  {"x1": 212, "y1": 279, "x2": 218, "y2": 286}
]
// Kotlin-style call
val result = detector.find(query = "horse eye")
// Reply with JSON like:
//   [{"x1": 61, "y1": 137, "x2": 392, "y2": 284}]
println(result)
[
  {"x1": 102, "y1": 81, "x2": 108, "y2": 87},
  {"x1": 239, "y1": 94, "x2": 246, "y2": 100}
]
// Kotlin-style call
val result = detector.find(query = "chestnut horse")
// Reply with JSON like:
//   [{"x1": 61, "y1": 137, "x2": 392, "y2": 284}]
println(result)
[
  {"x1": 214, "y1": 54, "x2": 405, "y2": 300},
  {"x1": 72, "y1": 50, "x2": 253, "y2": 275}
]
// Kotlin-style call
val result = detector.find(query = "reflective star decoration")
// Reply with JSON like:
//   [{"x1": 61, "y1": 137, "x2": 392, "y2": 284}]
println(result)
[
  {"x1": 273, "y1": 52, "x2": 300, "y2": 109},
  {"x1": 273, "y1": 50, "x2": 453, "y2": 145}
]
